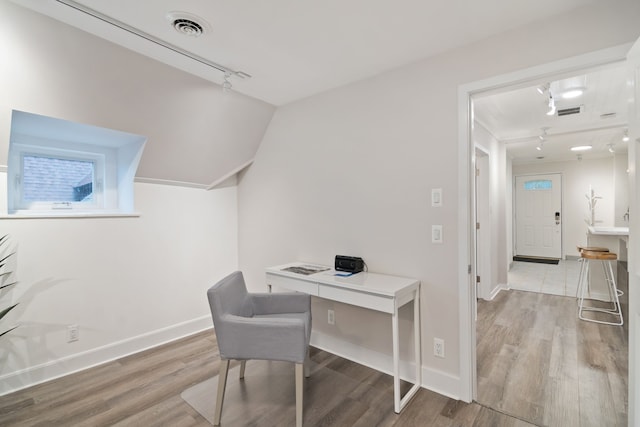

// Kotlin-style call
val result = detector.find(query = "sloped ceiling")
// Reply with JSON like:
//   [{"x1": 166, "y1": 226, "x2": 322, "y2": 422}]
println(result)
[{"x1": 0, "y1": 0, "x2": 275, "y2": 186}]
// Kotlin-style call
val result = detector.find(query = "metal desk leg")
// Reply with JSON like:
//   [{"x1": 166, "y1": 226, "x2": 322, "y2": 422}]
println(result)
[
  {"x1": 392, "y1": 307, "x2": 401, "y2": 413},
  {"x1": 394, "y1": 289, "x2": 422, "y2": 413}
]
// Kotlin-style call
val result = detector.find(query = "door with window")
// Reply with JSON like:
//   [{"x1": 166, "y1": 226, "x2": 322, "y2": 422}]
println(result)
[{"x1": 514, "y1": 173, "x2": 562, "y2": 259}]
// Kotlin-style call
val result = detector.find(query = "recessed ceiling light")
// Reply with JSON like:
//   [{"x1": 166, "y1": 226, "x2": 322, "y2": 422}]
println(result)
[
  {"x1": 561, "y1": 87, "x2": 585, "y2": 99},
  {"x1": 570, "y1": 145, "x2": 592, "y2": 152}
]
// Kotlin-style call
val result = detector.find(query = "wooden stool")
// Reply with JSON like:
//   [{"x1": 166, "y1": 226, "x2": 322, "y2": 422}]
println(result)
[
  {"x1": 575, "y1": 246, "x2": 609, "y2": 299},
  {"x1": 577, "y1": 250, "x2": 623, "y2": 325}
]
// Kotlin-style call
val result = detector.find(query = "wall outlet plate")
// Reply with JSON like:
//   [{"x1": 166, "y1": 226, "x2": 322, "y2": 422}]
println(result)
[
  {"x1": 432, "y1": 225, "x2": 443, "y2": 243},
  {"x1": 328, "y1": 309, "x2": 335, "y2": 325},
  {"x1": 431, "y1": 188, "x2": 443, "y2": 207},
  {"x1": 434, "y1": 337, "x2": 445, "y2": 358},
  {"x1": 67, "y1": 324, "x2": 79, "y2": 343}
]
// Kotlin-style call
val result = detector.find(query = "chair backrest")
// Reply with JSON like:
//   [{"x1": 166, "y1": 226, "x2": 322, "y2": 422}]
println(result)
[{"x1": 207, "y1": 271, "x2": 254, "y2": 325}]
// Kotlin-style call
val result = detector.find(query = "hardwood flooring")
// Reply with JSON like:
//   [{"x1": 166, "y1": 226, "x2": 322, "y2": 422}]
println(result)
[
  {"x1": 0, "y1": 331, "x2": 534, "y2": 427},
  {"x1": 2, "y1": 267, "x2": 627, "y2": 426},
  {"x1": 477, "y1": 288, "x2": 628, "y2": 427}
]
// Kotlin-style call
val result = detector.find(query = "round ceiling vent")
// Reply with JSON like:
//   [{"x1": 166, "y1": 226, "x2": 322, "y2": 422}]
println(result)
[{"x1": 166, "y1": 11, "x2": 211, "y2": 37}]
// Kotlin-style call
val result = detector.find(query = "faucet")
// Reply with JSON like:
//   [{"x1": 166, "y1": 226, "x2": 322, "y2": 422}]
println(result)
[{"x1": 624, "y1": 207, "x2": 629, "y2": 222}]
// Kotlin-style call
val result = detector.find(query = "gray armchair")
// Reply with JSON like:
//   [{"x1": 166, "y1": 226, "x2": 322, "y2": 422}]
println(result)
[{"x1": 207, "y1": 271, "x2": 312, "y2": 427}]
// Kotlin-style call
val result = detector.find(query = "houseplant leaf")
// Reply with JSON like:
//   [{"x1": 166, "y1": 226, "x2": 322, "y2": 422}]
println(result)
[
  {"x1": 0, "y1": 281, "x2": 18, "y2": 290},
  {"x1": 0, "y1": 252, "x2": 15, "y2": 265},
  {"x1": 0, "y1": 325, "x2": 19, "y2": 337},
  {"x1": 0, "y1": 303, "x2": 19, "y2": 321}
]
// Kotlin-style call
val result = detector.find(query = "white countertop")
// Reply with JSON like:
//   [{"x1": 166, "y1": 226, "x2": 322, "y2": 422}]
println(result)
[{"x1": 588, "y1": 225, "x2": 629, "y2": 236}]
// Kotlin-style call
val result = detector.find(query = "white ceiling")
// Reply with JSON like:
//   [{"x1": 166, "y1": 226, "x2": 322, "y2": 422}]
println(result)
[
  {"x1": 16, "y1": 0, "x2": 605, "y2": 106},
  {"x1": 474, "y1": 64, "x2": 633, "y2": 164}
]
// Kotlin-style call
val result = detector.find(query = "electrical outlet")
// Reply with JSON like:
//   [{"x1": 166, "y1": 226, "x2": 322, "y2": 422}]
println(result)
[
  {"x1": 328, "y1": 309, "x2": 335, "y2": 325},
  {"x1": 434, "y1": 337, "x2": 445, "y2": 358},
  {"x1": 432, "y1": 225, "x2": 443, "y2": 243},
  {"x1": 67, "y1": 324, "x2": 79, "y2": 343}
]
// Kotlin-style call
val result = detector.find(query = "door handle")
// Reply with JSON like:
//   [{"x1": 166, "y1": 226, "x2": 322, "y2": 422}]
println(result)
[{"x1": 555, "y1": 211, "x2": 560, "y2": 225}]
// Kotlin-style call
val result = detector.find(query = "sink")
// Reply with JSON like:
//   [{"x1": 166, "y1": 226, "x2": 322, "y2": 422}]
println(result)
[{"x1": 588, "y1": 226, "x2": 629, "y2": 236}]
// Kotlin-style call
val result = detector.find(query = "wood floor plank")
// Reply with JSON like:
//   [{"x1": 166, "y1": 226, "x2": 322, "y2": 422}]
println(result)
[{"x1": 477, "y1": 287, "x2": 628, "y2": 427}]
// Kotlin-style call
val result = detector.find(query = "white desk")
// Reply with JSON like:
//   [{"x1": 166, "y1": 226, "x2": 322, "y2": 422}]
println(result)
[{"x1": 265, "y1": 262, "x2": 421, "y2": 413}]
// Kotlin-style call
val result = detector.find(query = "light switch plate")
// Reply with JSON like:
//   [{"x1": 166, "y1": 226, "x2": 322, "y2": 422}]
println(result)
[
  {"x1": 432, "y1": 225, "x2": 443, "y2": 243},
  {"x1": 431, "y1": 188, "x2": 443, "y2": 207}
]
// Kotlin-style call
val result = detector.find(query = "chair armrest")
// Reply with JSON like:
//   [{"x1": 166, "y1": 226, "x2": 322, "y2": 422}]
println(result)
[
  {"x1": 251, "y1": 292, "x2": 311, "y2": 315},
  {"x1": 217, "y1": 314, "x2": 308, "y2": 363}
]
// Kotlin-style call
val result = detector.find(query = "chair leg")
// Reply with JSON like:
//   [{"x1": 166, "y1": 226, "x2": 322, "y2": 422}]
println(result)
[
  {"x1": 304, "y1": 354, "x2": 311, "y2": 378},
  {"x1": 214, "y1": 359, "x2": 230, "y2": 426},
  {"x1": 239, "y1": 360, "x2": 247, "y2": 379},
  {"x1": 295, "y1": 363, "x2": 304, "y2": 427}
]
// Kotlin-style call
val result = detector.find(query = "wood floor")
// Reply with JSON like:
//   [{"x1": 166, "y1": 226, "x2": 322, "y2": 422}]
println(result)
[
  {"x1": 0, "y1": 331, "x2": 535, "y2": 427},
  {"x1": 477, "y1": 288, "x2": 628, "y2": 427},
  {"x1": 2, "y1": 270, "x2": 628, "y2": 427}
]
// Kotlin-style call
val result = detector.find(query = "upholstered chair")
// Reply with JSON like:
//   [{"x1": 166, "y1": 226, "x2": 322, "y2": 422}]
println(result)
[{"x1": 207, "y1": 271, "x2": 312, "y2": 427}]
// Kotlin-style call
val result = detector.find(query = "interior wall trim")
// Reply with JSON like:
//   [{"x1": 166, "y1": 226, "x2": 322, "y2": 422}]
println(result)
[
  {"x1": 0, "y1": 315, "x2": 212, "y2": 396},
  {"x1": 134, "y1": 176, "x2": 209, "y2": 189}
]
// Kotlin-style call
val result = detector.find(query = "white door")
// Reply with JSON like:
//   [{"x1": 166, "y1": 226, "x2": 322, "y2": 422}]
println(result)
[
  {"x1": 514, "y1": 173, "x2": 562, "y2": 258},
  {"x1": 475, "y1": 149, "x2": 492, "y2": 299},
  {"x1": 626, "y1": 36, "x2": 640, "y2": 427}
]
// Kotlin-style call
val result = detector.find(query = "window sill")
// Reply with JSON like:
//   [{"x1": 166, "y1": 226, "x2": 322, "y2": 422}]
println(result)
[{"x1": 0, "y1": 212, "x2": 141, "y2": 219}]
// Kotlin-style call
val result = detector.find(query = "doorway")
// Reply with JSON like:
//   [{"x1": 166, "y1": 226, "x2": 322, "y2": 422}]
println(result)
[{"x1": 457, "y1": 41, "x2": 638, "y2": 425}]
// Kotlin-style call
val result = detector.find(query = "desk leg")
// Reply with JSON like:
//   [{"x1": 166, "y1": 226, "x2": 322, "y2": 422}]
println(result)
[
  {"x1": 392, "y1": 307, "x2": 401, "y2": 413},
  {"x1": 267, "y1": 284, "x2": 272, "y2": 293},
  {"x1": 394, "y1": 289, "x2": 422, "y2": 413},
  {"x1": 413, "y1": 290, "x2": 421, "y2": 397}
]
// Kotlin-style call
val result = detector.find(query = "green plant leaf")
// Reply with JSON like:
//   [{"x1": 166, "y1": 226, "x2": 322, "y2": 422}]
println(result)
[
  {"x1": 0, "y1": 252, "x2": 15, "y2": 264},
  {"x1": 0, "y1": 325, "x2": 19, "y2": 338},
  {"x1": 0, "y1": 281, "x2": 17, "y2": 290},
  {"x1": 0, "y1": 303, "x2": 19, "y2": 321}
]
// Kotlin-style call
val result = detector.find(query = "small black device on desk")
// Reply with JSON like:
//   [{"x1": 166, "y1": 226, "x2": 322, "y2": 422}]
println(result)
[{"x1": 335, "y1": 255, "x2": 364, "y2": 273}]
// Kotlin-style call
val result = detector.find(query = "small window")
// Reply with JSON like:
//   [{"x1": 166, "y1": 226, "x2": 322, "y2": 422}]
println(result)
[
  {"x1": 19, "y1": 153, "x2": 102, "y2": 210},
  {"x1": 7, "y1": 110, "x2": 146, "y2": 215},
  {"x1": 524, "y1": 180, "x2": 552, "y2": 191}
]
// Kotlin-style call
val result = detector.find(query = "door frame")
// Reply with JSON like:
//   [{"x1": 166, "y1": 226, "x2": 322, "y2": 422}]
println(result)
[
  {"x1": 457, "y1": 43, "x2": 634, "y2": 403},
  {"x1": 475, "y1": 146, "x2": 492, "y2": 300},
  {"x1": 513, "y1": 172, "x2": 563, "y2": 259}
]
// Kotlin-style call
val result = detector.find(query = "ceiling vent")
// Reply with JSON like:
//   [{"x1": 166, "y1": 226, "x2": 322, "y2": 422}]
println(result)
[
  {"x1": 600, "y1": 112, "x2": 617, "y2": 119},
  {"x1": 556, "y1": 106, "x2": 583, "y2": 117},
  {"x1": 166, "y1": 12, "x2": 211, "y2": 37}
]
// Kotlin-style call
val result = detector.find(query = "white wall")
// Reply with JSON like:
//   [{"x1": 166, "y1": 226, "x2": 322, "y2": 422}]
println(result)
[
  {"x1": 614, "y1": 153, "x2": 630, "y2": 227},
  {"x1": 0, "y1": 178, "x2": 237, "y2": 395},
  {"x1": 513, "y1": 157, "x2": 617, "y2": 259},
  {"x1": 238, "y1": 1, "x2": 640, "y2": 398},
  {"x1": 0, "y1": 1, "x2": 242, "y2": 394}
]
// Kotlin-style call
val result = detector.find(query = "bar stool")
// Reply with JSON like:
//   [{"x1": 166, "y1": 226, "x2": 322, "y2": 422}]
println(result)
[
  {"x1": 577, "y1": 250, "x2": 623, "y2": 326},
  {"x1": 575, "y1": 246, "x2": 609, "y2": 300}
]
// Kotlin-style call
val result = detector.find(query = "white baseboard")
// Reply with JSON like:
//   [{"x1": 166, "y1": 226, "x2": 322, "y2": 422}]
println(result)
[
  {"x1": 310, "y1": 331, "x2": 460, "y2": 400},
  {"x1": 0, "y1": 315, "x2": 212, "y2": 396},
  {"x1": 482, "y1": 283, "x2": 508, "y2": 301}
]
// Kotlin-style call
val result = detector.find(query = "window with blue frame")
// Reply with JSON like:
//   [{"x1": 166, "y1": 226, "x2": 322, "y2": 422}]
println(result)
[{"x1": 524, "y1": 180, "x2": 552, "y2": 190}]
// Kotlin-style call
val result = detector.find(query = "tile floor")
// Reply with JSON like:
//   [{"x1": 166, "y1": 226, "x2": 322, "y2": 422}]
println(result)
[{"x1": 508, "y1": 259, "x2": 581, "y2": 297}]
